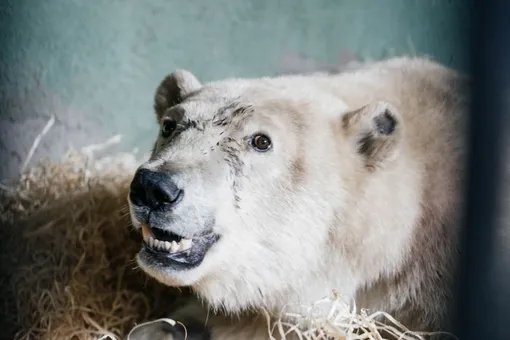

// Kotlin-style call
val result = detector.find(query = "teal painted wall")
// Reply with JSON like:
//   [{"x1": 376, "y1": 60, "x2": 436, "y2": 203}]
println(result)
[{"x1": 0, "y1": 0, "x2": 472, "y2": 179}]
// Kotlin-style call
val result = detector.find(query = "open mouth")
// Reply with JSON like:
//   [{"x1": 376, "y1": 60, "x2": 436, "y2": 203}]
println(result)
[
  {"x1": 142, "y1": 224, "x2": 193, "y2": 253},
  {"x1": 139, "y1": 224, "x2": 218, "y2": 269}
]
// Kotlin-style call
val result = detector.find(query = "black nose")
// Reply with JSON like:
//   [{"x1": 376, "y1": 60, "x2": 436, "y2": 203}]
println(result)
[{"x1": 129, "y1": 168, "x2": 184, "y2": 210}]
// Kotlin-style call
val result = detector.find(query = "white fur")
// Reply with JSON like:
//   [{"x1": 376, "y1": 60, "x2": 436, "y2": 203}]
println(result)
[{"x1": 128, "y1": 56, "x2": 477, "y2": 338}]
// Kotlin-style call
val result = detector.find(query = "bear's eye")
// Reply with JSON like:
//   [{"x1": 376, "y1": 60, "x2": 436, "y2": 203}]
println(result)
[
  {"x1": 161, "y1": 119, "x2": 177, "y2": 138},
  {"x1": 250, "y1": 133, "x2": 272, "y2": 152}
]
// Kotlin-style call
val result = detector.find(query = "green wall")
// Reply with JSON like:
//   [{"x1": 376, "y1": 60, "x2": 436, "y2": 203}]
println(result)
[{"x1": 0, "y1": 0, "x2": 472, "y2": 179}]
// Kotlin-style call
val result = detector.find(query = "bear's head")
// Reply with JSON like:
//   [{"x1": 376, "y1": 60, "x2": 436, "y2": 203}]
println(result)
[{"x1": 128, "y1": 70, "x2": 408, "y2": 313}]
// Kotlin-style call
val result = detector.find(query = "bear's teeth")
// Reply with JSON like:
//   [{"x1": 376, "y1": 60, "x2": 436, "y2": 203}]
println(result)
[
  {"x1": 164, "y1": 241, "x2": 171, "y2": 251},
  {"x1": 147, "y1": 237, "x2": 193, "y2": 253},
  {"x1": 180, "y1": 239, "x2": 193, "y2": 251},
  {"x1": 142, "y1": 224, "x2": 154, "y2": 243},
  {"x1": 142, "y1": 226, "x2": 194, "y2": 253},
  {"x1": 170, "y1": 241, "x2": 179, "y2": 253}
]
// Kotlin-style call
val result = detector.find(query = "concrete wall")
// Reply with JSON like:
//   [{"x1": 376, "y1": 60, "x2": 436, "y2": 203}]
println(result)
[{"x1": 0, "y1": 0, "x2": 472, "y2": 180}]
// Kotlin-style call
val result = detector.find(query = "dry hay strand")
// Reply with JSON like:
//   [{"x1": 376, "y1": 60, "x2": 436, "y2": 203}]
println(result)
[
  {"x1": 261, "y1": 292, "x2": 456, "y2": 340},
  {"x1": 0, "y1": 149, "x2": 186, "y2": 340}
]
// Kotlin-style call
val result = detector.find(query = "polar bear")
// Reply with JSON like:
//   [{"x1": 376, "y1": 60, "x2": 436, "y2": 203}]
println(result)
[{"x1": 127, "y1": 56, "x2": 471, "y2": 339}]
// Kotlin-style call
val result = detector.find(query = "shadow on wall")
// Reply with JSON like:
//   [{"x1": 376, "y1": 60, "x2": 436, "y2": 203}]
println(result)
[{"x1": 0, "y1": 0, "x2": 472, "y2": 180}]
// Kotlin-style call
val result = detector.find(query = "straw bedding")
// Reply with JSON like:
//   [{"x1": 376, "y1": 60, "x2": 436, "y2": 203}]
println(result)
[
  {"x1": 0, "y1": 148, "x2": 188, "y2": 340},
  {"x1": 0, "y1": 143, "x2": 446, "y2": 340}
]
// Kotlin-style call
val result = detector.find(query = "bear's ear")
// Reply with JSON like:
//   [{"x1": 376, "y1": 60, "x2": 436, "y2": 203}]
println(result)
[
  {"x1": 154, "y1": 69, "x2": 202, "y2": 119},
  {"x1": 341, "y1": 100, "x2": 403, "y2": 171}
]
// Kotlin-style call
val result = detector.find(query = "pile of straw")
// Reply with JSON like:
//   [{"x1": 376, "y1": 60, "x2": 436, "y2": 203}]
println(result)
[
  {"x1": 0, "y1": 144, "x2": 185, "y2": 340},
  {"x1": 0, "y1": 137, "x2": 447, "y2": 340}
]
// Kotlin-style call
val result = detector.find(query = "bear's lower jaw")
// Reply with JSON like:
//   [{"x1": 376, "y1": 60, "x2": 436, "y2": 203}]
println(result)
[{"x1": 138, "y1": 231, "x2": 219, "y2": 271}]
